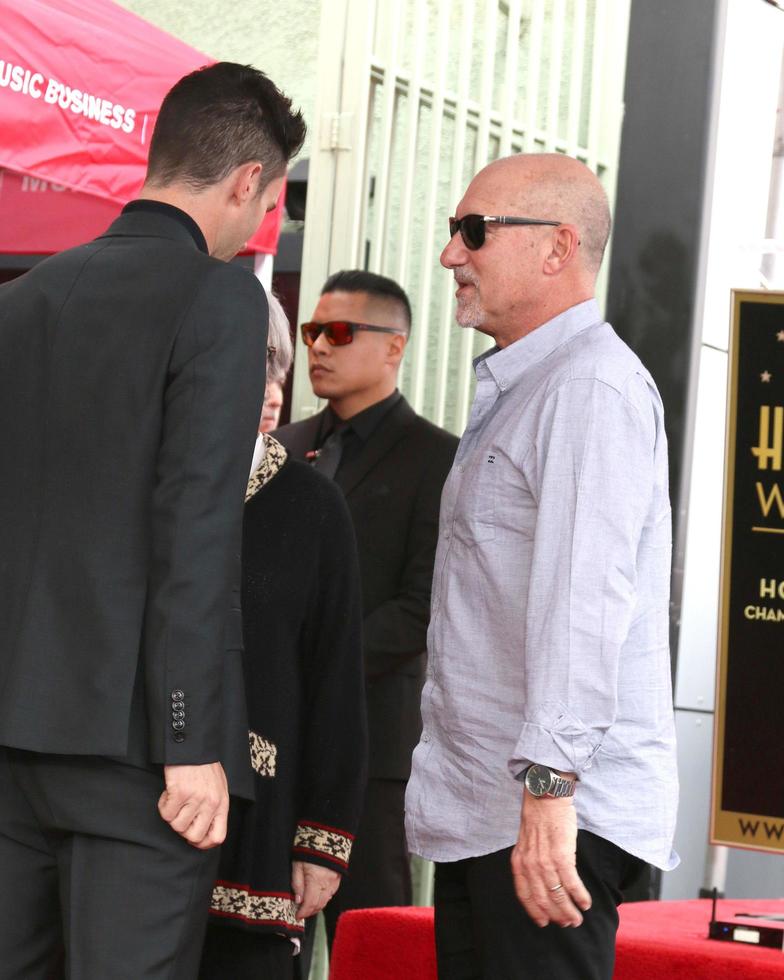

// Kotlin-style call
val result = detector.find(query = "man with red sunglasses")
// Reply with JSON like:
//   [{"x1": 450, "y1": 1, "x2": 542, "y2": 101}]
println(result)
[
  {"x1": 405, "y1": 153, "x2": 678, "y2": 980},
  {"x1": 275, "y1": 269, "x2": 458, "y2": 951}
]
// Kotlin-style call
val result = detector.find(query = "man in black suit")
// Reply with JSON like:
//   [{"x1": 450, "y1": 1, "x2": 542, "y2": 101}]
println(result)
[
  {"x1": 0, "y1": 63, "x2": 305, "y2": 979},
  {"x1": 276, "y1": 270, "x2": 458, "y2": 943}
]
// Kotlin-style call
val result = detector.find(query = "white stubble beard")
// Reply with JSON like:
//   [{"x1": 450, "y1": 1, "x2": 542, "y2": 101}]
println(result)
[{"x1": 453, "y1": 267, "x2": 485, "y2": 329}]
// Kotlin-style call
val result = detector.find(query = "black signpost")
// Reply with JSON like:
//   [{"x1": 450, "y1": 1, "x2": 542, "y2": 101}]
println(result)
[{"x1": 713, "y1": 290, "x2": 784, "y2": 851}]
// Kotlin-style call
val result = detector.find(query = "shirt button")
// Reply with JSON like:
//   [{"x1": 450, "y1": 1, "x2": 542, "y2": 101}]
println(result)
[
  {"x1": 171, "y1": 689, "x2": 184, "y2": 701},
  {"x1": 422, "y1": 733, "x2": 431, "y2": 743},
  {"x1": 443, "y1": 530, "x2": 451, "y2": 539}
]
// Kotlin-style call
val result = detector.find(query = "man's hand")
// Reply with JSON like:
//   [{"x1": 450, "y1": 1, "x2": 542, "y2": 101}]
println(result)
[
  {"x1": 510, "y1": 794, "x2": 592, "y2": 928},
  {"x1": 159, "y1": 762, "x2": 229, "y2": 850},
  {"x1": 291, "y1": 861, "x2": 341, "y2": 919}
]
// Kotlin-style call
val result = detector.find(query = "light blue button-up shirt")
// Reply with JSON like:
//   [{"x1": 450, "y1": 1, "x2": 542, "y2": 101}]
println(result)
[{"x1": 405, "y1": 299, "x2": 679, "y2": 870}]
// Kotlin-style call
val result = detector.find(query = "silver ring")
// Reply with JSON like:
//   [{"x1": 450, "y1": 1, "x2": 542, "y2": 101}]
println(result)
[{"x1": 549, "y1": 883, "x2": 563, "y2": 892}]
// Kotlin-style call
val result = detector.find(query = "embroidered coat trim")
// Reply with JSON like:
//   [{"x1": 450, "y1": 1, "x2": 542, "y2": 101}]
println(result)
[
  {"x1": 292, "y1": 819, "x2": 354, "y2": 870},
  {"x1": 246, "y1": 435, "x2": 288, "y2": 502},
  {"x1": 248, "y1": 730, "x2": 276, "y2": 777},
  {"x1": 210, "y1": 881, "x2": 303, "y2": 934}
]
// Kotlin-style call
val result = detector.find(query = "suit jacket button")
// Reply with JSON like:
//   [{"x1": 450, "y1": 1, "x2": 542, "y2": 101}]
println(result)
[
  {"x1": 171, "y1": 689, "x2": 184, "y2": 701},
  {"x1": 172, "y1": 700, "x2": 185, "y2": 711},
  {"x1": 173, "y1": 732, "x2": 185, "y2": 743},
  {"x1": 172, "y1": 710, "x2": 185, "y2": 720},
  {"x1": 172, "y1": 719, "x2": 185, "y2": 731}
]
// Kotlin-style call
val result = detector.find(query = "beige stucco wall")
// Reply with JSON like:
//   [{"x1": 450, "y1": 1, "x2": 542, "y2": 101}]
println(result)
[{"x1": 115, "y1": 0, "x2": 321, "y2": 158}]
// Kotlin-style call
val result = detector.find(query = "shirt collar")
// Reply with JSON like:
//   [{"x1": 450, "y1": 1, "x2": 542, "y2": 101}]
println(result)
[
  {"x1": 121, "y1": 200, "x2": 209, "y2": 254},
  {"x1": 473, "y1": 299, "x2": 602, "y2": 391},
  {"x1": 324, "y1": 389, "x2": 402, "y2": 443}
]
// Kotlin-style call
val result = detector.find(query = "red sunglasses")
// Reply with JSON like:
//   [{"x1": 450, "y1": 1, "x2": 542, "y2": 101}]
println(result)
[{"x1": 300, "y1": 320, "x2": 407, "y2": 347}]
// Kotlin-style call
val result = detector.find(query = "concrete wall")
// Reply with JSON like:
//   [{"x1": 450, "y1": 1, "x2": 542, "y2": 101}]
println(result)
[{"x1": 116, "y1": 0, "x2": 321, "y2": 158}]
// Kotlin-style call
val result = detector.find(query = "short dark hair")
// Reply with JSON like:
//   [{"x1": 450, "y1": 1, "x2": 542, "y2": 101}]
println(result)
[
  {"x1": 146, "y1": 62, "x2": 306, "y2": 191},
  {"x1": 321, "y1": 270, "x2": 412, "y2": 333}
]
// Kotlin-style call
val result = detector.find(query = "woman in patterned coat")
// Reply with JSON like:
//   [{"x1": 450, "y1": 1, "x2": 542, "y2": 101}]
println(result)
[{"x1": 199, "y1": 295, "x2": 367, "y2": 980}]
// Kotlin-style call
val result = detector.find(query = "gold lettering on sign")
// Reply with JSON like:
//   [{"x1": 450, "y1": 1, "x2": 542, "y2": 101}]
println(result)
[
  {"x1": 744, "y1": 605, "x2": 784, "y2": 622},
  {"x1": 759, "y1": 579, "x2": 784, "y2": 599},
  {"x1": 756, "y1": 483, "x2": 784, "y2": 519},
  {"x1": 752, "y1": 406, "x2": 783, "y2": 471}
]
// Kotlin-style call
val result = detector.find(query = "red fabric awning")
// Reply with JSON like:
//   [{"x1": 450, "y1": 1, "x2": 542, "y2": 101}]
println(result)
[{"x1": 0, "y1": 0, "x2": 282, "y2": 254}]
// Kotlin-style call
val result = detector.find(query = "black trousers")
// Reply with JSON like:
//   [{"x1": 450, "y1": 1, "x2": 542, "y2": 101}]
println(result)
[
  {"x1": 0, "y1": 747, "x2": 219, "y2": 980},
  {"x1": 323, "y1": 777, "x2": 411, "y2": 944},
  {"x1": 200, "y1": 925, "x2": 294, "y2": 980},
  {"x1": 434, "y1": 831, "x2": 645, "y2": 980},
  {"x1": 297, "y1": 778, "x2": 412, "y2": 975}
]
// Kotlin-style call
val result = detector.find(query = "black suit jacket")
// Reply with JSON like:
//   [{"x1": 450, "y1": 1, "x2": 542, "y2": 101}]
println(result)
[
  {"x1": 276, "y1": 396, "x2": 458, "y2": 779},
  {"x1": 0, "y1": 209, "x2": 266, "y2": 799}
]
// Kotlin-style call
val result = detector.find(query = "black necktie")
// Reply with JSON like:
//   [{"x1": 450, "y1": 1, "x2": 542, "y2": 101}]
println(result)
[{"x1": 312, "y1": 428, "x2": 346, "y2": 480}]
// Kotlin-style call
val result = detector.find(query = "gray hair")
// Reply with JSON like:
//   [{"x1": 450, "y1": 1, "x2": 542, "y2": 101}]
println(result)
[{"x1": 266, "y1": 291, "x2": 293, "y2": 384}]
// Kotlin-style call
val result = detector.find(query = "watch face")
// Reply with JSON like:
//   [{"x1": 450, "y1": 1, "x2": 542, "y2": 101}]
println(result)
[{"x1": 525, "y1": 765, "x2": 553, "y2": 797}]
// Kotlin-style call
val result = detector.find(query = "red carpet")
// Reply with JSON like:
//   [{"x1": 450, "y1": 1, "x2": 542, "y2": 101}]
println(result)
[
  {"x1": 330, "y1": 907, "x2": 436, "y2": 980},
  {"x1": 330, "y1": 900, "x2": 784, "y2": 979},
  {"x1": 615, "y1": 899, "x2": 784, "y2": 979}
]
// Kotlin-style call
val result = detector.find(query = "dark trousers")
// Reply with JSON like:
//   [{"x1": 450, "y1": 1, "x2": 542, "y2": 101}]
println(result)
[
  {"x1": 0, "y1": 747, "x2": 219, "y2": 980},
  {"x1": 200, "y1": 925, "x2": 294, "y2": 980},
  {"x1": 297, "y1": 778, "x2": 412, "y2": 975},
  {"x1": 434, "y1": 831, "x2": 645, "y2": 980},
  {"x1": 323, "y1": 777, "x2": 411, "y2": 944}
]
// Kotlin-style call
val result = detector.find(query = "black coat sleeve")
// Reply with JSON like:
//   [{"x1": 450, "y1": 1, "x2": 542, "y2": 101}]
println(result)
[
  {"x1": 361, "y1": 434, "x2": 457, "y2": 679},
  {"x1": 293, "y1": 477, "x2": 368, "y2": 874},
  {"x1": 143, "y1": 262, "x2": 267, "y2": 766}
]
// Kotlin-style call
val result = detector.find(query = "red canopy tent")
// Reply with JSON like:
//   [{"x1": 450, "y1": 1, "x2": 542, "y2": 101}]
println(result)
[{"x1": 0, "y1": 0, "x2": 284, "y2": 255}]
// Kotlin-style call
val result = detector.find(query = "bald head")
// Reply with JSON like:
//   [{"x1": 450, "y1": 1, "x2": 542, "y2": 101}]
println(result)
[
  {"x1": 442, "y1": 152, "x2": 612, "y2": 345},
  {"x1": 472, "y1": 154, "x2": 611, "y2": 277}
]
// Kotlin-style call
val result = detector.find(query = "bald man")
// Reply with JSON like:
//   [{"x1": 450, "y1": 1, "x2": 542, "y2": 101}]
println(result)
[{"x1": 405, "y1": 154, "x2": 679, "y2": 980}]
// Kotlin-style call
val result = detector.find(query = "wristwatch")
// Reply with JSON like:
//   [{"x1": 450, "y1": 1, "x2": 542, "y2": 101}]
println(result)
[{"x1": 522, "y1": 764, "x2": 577, "y2": 799}]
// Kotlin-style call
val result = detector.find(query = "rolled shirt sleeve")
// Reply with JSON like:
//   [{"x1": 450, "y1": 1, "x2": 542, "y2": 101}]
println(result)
[{"x1": 510, "y1": 375, "x2": 657, "y2": 777}]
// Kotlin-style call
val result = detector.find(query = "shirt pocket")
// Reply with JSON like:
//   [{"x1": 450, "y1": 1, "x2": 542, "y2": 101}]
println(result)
[{"x1": 453, "y1": 451, "x2": 498, "y2": 546}]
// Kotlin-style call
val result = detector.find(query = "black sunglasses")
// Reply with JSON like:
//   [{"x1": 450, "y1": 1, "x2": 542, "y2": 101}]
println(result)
[
  {"x1": 448, "y1": 214, "x2": 561, "y2": 251},
  {"x1": 300, "y1": 320, "x2": 407, "y2": 347}
]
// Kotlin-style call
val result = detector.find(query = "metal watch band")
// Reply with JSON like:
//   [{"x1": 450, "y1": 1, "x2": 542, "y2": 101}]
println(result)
[{"x1": 548, "y1": 772, "x2": 576, "y2": 798}]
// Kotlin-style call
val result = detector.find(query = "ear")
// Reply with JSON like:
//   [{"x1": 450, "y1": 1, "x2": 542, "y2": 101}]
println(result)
[
  {"x1": 542, "y1": 224, "x2": 580, "y2": 276},
  {"x1": 387, "y1": 333, "x2": 407, "y2": 365},
  {"x1": 230, "y1": 161, "x2": 264, "y2": 204}
]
